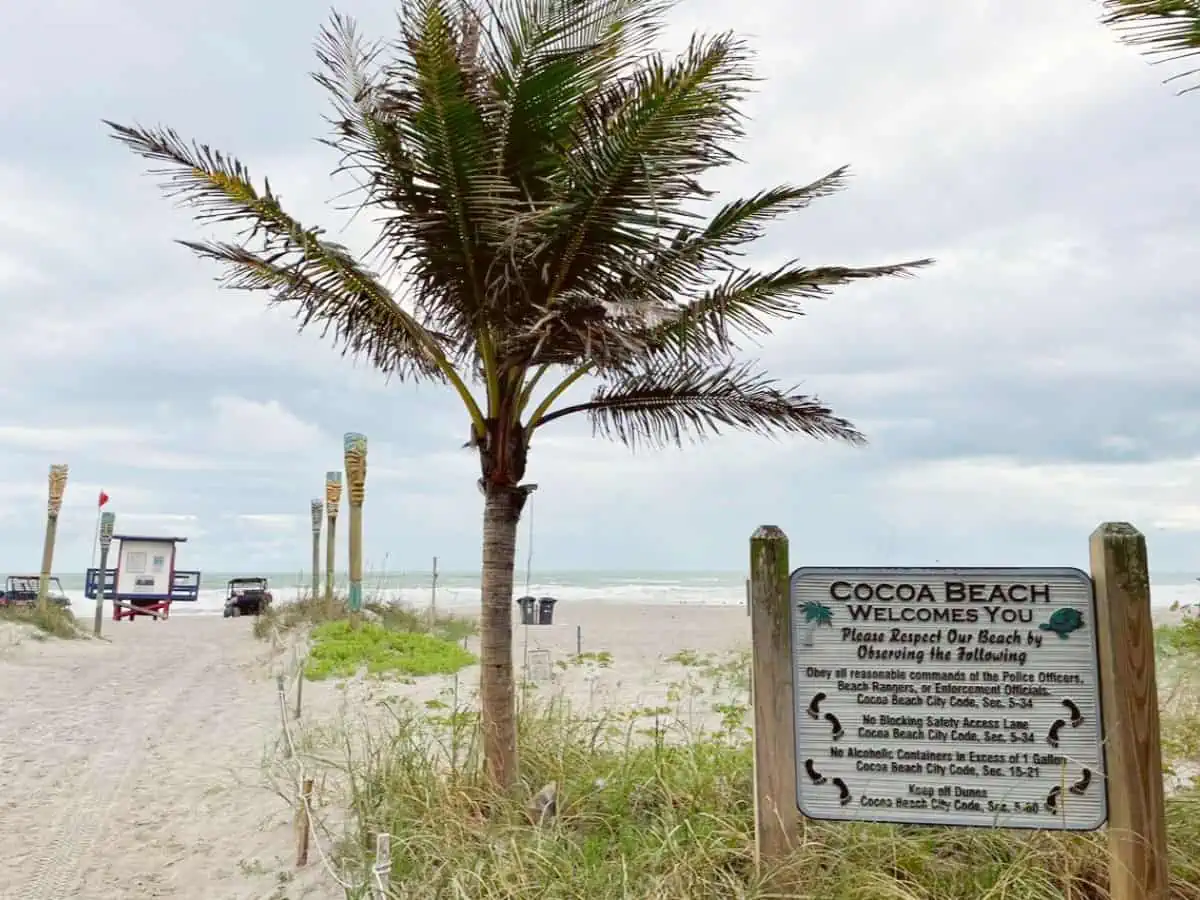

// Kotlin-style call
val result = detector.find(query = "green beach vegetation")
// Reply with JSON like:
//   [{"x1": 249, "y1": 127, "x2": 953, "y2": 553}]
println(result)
[
  {"x1": 1099, "y1": 0, "x2": 1200, "y2": 95},
  {"x1": 107, "y1": 0, "x2": 934, "y2": 791},
  {"x1": 285, "y1": 616, "x2": 1200, "y2": 899},
  {"x1": 253, "y1": 589, "x2": 476, "y2": 645},
  {"x1": 0, "y1": 603, "x2": 83, "y2": 640},
  {"x1": 304, "y1": 620, "x2": 476, "y2": 680}
]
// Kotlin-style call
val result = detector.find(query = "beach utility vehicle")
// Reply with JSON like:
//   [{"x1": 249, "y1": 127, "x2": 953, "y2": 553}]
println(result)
[
  {"x1": 0, "y1": 575, "x2": 71, "y2": 608},
  {"x1": 223, "y1": 577, "x2": 273, "y2": 618}
]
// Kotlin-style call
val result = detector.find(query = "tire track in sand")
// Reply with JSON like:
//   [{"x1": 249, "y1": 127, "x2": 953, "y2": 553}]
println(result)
[{"x1": 12, "y1": 631, "x2": 221, "y2": 900}]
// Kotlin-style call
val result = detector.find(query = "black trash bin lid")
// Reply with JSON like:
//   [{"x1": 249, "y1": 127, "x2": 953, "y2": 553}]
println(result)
[
  {"x1": 537, "y1": 596, "x2": 557, "y2": 605},
  {"x1": 516, "y1": 595, "x2": 537, "y2": 605}
]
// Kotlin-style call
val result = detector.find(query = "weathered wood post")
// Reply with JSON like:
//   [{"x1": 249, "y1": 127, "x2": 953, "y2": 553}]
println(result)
[
  {"x1": 749, "y1": 525, "x2": 799, "y2": 866},
  {"x1": 372, "y1": 832, "x2": 392, "y2": 899},
  {"x1": 37, "y1": 464, "x2": 69, "y2": 612},
  {"x1": 309, "y1": 499, "x2": 323, "y2": 599},
  {"x1": 343, "y1": 433, "x2": 368, "y2": 613},
  {"x1": 93, "y1": 512, "x2": 115, "y2": 637},
  {"x1": 324, "y1": 472, "x2": 342, "y2": 605},
  {"x1": 295, "y1": 777, "x2": 313, "y2": 866},
  {"x1": 1089, "y1": 522, "x2": 1169, "y2": 900}
]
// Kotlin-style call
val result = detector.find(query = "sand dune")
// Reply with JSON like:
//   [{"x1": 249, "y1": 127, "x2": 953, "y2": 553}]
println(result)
[{"x1": 0, "y1": 600, "x2": 1187, "y2": 898}]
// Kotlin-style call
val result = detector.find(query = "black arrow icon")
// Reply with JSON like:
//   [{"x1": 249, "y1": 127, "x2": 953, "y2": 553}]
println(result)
[
  {"x1": 1047, "y1": 719, "x2": 1066, "y2": 748},
  {"x1": 1046, "y1": 785, "x2": 1062, "y2": 813},
  {"x1": 1070, "y1": 768, "x2": 1093, "y2": 796},
  {"x1": 825, "y1": 712, "x2": 844, "y2": 740},
  {"x1": 1062, "y1": 698, "x2": 1083, "y2": 728},
  {"x1": 804, "y1": 759, "x2": 827, "y2": 785},
  {"x1": 831, "y1": 777, "x2": 851, "y2": 806},
  {"x1": 807, "y1": 692, "x2": 827, "y2": 720}
]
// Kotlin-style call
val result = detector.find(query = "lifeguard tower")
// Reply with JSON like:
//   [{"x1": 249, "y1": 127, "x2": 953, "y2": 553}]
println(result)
[{"x1": 85, "y1": 534, "x2": 201, "y2": 621}]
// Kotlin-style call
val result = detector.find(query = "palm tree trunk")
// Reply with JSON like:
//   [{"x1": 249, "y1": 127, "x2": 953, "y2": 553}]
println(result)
[{"x1": 479, "y1": 482, "x2": 525, "y2": 791}]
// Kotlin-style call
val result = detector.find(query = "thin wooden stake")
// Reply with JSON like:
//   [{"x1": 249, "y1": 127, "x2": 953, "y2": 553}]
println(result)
[
  {"x1": 1090, "y1": 522, "x2": 1168, "y2": 900},
  {"x1": 749, "y1": 525, "x2": 798, "y2": 867},
  {"x1": 294, "y1": 666, "x2": 304, "y2": 720},
  {"x1": 372, "y1": 832, "x2": 392, "y2": 899},
  {"x1": 295, "y1": 778, "x2": 314, "y2": 867}
]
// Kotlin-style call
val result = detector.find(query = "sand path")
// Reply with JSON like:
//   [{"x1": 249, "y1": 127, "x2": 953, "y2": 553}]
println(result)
[{"x1": 0, "y1": 618, "x2": 303, "y2": 900}]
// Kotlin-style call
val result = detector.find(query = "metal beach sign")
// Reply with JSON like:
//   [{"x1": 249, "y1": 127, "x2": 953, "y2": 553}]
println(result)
[{"x1": 790, "y1": 566, "x2": 1106, "y2": 831}]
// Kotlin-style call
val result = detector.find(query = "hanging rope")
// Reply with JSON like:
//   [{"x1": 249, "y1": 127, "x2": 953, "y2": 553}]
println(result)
[{"x1": 521, "y1": 492, "x2": 535, "y2": 678}]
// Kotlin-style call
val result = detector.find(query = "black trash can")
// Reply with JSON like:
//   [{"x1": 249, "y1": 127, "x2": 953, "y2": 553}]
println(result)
[
  {"x1": 537, "y1": 596, "x2": 558, "y2": 625},
  {"x1": 516, "y1": 595, "x2": 537, "y2": 625}
]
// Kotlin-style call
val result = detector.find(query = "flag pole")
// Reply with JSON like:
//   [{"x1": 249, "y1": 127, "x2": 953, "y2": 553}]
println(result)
[
  {"x1": 90, "y1": 491, "x2": 108, "y2": 570},
  {"x1": 89, "y1": 507, "x2": 101, "y2": 570}
]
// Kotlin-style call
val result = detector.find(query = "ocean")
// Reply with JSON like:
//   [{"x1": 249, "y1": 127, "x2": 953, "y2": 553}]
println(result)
[{"x1": 47, "y1": 569, "x2": 1200, "y2": 619}]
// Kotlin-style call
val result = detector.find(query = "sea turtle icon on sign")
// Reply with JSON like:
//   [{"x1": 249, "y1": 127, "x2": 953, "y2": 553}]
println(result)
[
  {"x1": 1038, "y1": 607, "x2": 1084, "y2": 640},
  {"x1": 800, "y1": 601, "x2": 834, "y2": 647}
]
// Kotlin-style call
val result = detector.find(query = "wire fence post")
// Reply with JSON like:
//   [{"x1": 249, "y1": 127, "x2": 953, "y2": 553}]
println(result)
[
  {"x1": 295, "y1": 777, "x2": 314, "y2": 867},
  {"x1": 372, "y1": 833, "x2": 392, "y2": 899},
  {"x1": 276, "y1": 674, "x2": 292, "y2": 759}
]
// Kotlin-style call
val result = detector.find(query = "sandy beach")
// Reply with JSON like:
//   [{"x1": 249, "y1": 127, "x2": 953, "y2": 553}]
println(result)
[
  {"x1": 0, "y1": 603, "x2": 752, "y2": 899},
  {"x1": 0, "y1": 600, "x2": 1188, "y2": 898}
]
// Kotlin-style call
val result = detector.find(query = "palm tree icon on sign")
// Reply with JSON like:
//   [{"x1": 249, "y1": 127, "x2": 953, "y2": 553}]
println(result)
[{"x1": 800, "y1": 601, "x2": 834, "y2": 647}]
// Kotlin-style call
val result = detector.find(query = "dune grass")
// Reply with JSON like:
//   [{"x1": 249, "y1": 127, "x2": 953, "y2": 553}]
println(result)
[
  {"x1": 291, "y1": 617, "x2": 1200, "y2": 900},
  {"x1": 0, "y1": 603, "x2": 83, "y2": 639},
  {"x1": 304, "y1": 619, "x2": 476, "y2": 680},
  {"x1": 252, "y1": 589, "x2": 476, "y2": 644}
]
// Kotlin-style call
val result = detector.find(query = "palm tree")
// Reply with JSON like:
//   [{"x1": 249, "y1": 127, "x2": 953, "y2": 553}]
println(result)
[
  {"x1": 1099, "y1": 0, "x2": 1200, "y2": 93},
  {"x1": 106, "y1": 0, "x2": 932, "y2": 793}
]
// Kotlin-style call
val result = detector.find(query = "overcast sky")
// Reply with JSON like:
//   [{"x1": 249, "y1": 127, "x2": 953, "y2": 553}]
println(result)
[{"x1": 2, "y1": 0, "x2": 1198, "y2": 575}]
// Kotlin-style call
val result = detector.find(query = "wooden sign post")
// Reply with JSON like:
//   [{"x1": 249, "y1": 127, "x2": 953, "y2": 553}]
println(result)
[
  {"x1": 1090, "y1": 523, "x2": 1169, "y2": 900},
  {"x1": 747, "y1": 521, "x2": 1170, "y2": 898},
  {"x1": 748, "y1": 525, "x2": 798, "y2": 866}
]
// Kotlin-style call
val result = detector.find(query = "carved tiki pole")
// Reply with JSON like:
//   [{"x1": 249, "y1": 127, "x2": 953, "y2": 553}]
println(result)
[
  {"x1": 324, "y1": 472, "x2": 342, "y2": 605},
  {"x1": 37, "y1": 464, "x2": 69, "y2": 612},
  {"x1": 310, "y1": 499, "x2": 323, "y2": 599},
  {"x1": 343, "y1": 433, "x2": 368, "y2": 613}
]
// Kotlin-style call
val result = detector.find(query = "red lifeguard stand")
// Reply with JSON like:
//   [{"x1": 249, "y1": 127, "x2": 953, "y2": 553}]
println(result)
[{"x1": 85, "y1": 534, "x2": 200, "y2": 621}]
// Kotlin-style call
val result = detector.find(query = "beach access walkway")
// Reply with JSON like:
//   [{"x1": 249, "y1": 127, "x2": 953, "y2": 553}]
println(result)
[{"x1": 0, "y1": 617, "x2": 308, "y2": 899}]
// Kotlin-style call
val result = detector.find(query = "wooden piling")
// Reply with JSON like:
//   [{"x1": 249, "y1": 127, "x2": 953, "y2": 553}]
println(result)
[
  {"x1": 1089, "y1": 522, "x2": 1168, "y2": 900},
  {"x1": 295, "y1": 778, "x2": 313, "y2": 867},
  {"x1": 748, "y1": 525, "x2": 798, "y2": 867}
]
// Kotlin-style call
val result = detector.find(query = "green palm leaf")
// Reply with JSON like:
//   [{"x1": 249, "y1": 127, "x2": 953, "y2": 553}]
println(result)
[
  {"x1": 1099, "y1": 0, "x2": 1200, "y2": 93},
  {"x1": 104, "y1": 122, "x2": 452, "y2": 382},
  {"x1": 535, "y1": 360, "x2": 864, "y2": 447}
]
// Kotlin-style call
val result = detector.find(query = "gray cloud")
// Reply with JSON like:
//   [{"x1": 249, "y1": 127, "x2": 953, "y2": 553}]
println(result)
[{"x1": 3, "y1": 0, "x2": 1199, "y2": 574}]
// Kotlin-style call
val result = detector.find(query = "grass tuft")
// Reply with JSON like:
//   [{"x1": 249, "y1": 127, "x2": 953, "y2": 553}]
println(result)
[
  {"x1": 304, "y1": 619, "x2": 476, "y2": 680},
  {"x1": 252, "y1": 589, "x2": 476, "y2": 643},
  {"x1": 0, "y1": 603, "x2": 83, "y2": 639},
  {"x1": 307, "y1": 694, "x2": 1200, "y2": 900},
  {"x1": 286, "y1": 618, "x2": 1200, "y2": 900}
]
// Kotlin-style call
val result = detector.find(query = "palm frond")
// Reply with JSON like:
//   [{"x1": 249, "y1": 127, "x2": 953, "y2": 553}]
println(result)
[
  {"x1": 644, "y1": 258, "x2": 934, "y2": 362},
  {"x1": 607, "y1": 172, "x2": 854, "y2": 314},
  {"x1": 540, "y1": 31, "x2": 755, "y2": 301},
  {"x1": 484, "y1": 0, "x2": 675, "y2": 195},
  {"x1": 1099, "y1": 0, "x2": 1200, "y2": 92},
  {"x1": 104, "y1": 121, "x2": 446, "y2": 379},
  {"x1": 313, "y1": 4, "x2": 520, "y2": 348},
  {"x1": 533, "y1": 360, "x2": 864, "y2": 448}
]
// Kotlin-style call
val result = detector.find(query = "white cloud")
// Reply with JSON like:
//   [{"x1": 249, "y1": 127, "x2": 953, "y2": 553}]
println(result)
[
  {"x1": 881, "y1": 456, "x2": 1200, "y2": 534},
  {"x1": 208, "y1": 396, "x2": 325, "y2": 452},
  {"x1": 2, "y1": 0, "x2": 1198, "y2": 572}
]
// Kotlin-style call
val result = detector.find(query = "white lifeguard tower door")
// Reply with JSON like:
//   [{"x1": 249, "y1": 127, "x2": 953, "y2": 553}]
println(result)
[{"x1": 114, "y1": 538, "x2": 178, "y2": 600}]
